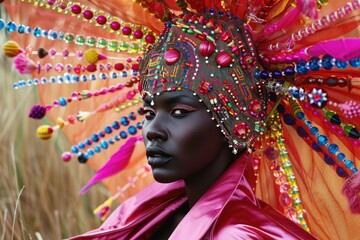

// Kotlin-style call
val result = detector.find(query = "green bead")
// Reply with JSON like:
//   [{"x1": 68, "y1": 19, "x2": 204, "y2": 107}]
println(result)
[
  {"x1": 120, "y1": 42, "x2": 129, "y2": 51},
  {"x1": 76, "y1": 35, "x2": 85, "y2": 45},
  {"x1": 130, "y1": 44, "x2": 139, "y2": 53},
  {"x1": 86, "y1": 37, "x2": 96, "y2": 47},
  {"x1": 108, "y1": 40, "x2": 119, "y2": 51},
  {"x1": 342, "y1": 124, "x2": 360, "y2": 139},
  {"x1": 65, "y1": 33, "x2": 74, "y2": 43},
  {"x1": 187, "y1": 29, "x2": 194, "y2": 34},
  {"x1": 97, "y1": 39, "x2": 107, "y2": 48}
]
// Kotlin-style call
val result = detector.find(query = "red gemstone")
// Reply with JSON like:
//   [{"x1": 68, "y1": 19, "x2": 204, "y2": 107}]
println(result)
[
  {"x1": 133, "y1": 30, "x2": 144, "y2": 39},
  {"x1": 71, "y1": 4, "x2": 82, "y2": 14},
  {"x1": 83, "y1": 10, "x2": 93, "y2": 20},
  {"x1": 86, "y1": 64, "x2": 97, "y2": 72},
  {"x1": 199, "y1": 40, "x2": 216, "y2": 57},
  {"x1": 145, "y1": 34, "x2": 155, "y2": 44},
  {"x1": 216, "y1": 51, "x2": 232, "y2": 67},
  {"x1": 110, "y1": 21, "x2": 121, "y2": 31},
  {"x1": 122, "y1": 26, "x2": 132, "y2": 35},
  {"x1": 233, "y1": 123, "x2": 250, "y2": 139},
  {"x1": 96, "y1": 15, "x2": 107, "y2": 25},
  {"x1": 114, "y1": 63, "x2": 125, "y2": 71}
]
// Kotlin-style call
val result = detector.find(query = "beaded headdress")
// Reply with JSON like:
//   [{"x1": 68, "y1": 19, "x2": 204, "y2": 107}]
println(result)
[
  {"x1": 140, "y1": 13, "x2": 266, "y2": 152},
  {"x1": 1, "y1": 0, "x2": 360, "y2": 238}
]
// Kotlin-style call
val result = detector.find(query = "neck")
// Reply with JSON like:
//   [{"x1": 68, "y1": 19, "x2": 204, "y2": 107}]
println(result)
[{"x1": 184, "y1": 147, "x2": 235, "y2": 208}]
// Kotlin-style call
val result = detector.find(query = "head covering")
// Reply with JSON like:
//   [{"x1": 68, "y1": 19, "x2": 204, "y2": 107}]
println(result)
[{"x1": 140, "y1": 12, "x2": 266, "y2": 152}]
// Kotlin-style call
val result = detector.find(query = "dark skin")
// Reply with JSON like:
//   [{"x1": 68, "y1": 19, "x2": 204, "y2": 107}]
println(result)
[{"x1": 142, "y1": 90, "x2": 236, "y2": 239}]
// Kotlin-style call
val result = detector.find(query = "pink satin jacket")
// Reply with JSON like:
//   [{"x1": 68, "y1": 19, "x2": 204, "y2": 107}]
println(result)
[{"x1": 70, "y1": 154, "x2": 318, "y2": 240}]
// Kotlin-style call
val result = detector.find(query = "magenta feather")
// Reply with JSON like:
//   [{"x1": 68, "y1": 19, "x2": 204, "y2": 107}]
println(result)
[
  {"x1": 305, "y1": 38, "x2": 360, "y2": 61},
  {"x1": 13, "y1": 53, "x2": 38, "y2": 74},
  {"x1": 79, "y1": 136, "x2": 142, "y2": 195},
  {"x1": 342, "y1": 172, "x2": 360, "y2": 214}
]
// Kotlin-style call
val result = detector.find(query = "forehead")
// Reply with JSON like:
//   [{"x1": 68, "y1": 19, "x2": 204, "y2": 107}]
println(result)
[{"x1": 143, "y1": 90, "x2": 203, "y2": 106}]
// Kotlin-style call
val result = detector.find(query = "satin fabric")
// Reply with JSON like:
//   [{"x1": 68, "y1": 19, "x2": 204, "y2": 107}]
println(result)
[{"x1": 70, "y1": 154, "x2": 317, "y2": 240}]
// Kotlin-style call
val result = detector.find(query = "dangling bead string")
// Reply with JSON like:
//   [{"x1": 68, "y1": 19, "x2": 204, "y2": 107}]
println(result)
[
  {"x1": 277, "y1": 100, "x2": 351, "y2": 178},
  {"x1": 28, "y1": 82, "x2": 139, "y2": 119},
  {"x1": 13, "y1": 69, "x2": 139, "y2": 90},
  {"x1": 328, "y1": 99, "x2": 360, "y2": 118},
  {"x1": 65, "y1": 120, "x2": 144, "y2": 163},
  {"x1": 296, "y1": 75, "x2": 358, "y2": 91},
  {"x1": 290, "y1": 98, "x2": 359, "y2": 175},
  {"x1": 36, "y1": 95, "x2": 142, "y2": 140},
  {"x1": 265, "y1": 112, "x2": 310, "y2": 231},
  {"x1": 267, "y1": 0, "x2": 360, "y2": 52},
  {"x1": 66, "y1": 109, "x2": 144, "y2": 160},
  {"x1": 93, "y1": 165, "x2": 151, "y2": 221},
  {"x1": 22, "y1": 0, "x2": 157, "y2": 42},
  {"x1": 0, "y1": 18, "x2": 149, "y2": 54}
]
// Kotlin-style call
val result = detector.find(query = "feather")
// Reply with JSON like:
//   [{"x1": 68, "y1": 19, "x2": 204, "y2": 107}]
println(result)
[
  {"x1": 79, "y1": 136, "x2": 143, "y2": 195},
  {"x1": 342, "y1": 172, "x2": 360, "y2": 214}
]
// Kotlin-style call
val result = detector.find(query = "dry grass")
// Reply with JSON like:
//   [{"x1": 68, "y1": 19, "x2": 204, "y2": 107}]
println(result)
[{"x1": 0, "y1": 7, "x2": 107, "y2": 240}]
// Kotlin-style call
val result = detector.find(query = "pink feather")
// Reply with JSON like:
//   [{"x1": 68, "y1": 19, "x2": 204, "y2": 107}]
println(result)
[
  {"x1": 13, "y1": 53, "x2": 38, "y2": 74},
  {"x1": 305, "y1": 38, "x2": 360, "y2": 61},
  {"x1": 80, "y1": 136, "x2": 142, "y2": 195},
  {"x1": 342, "y1": 172, "x2": 360, "y2": 214}
]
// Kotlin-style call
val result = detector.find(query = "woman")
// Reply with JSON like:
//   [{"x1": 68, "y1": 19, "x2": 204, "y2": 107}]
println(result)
[{"x1": 70, "y1": 12, "x2": 317, "y2": 239}]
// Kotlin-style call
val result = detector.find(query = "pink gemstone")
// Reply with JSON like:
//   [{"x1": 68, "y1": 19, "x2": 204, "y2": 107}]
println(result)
[
  {"x1": 62, "y1": 49, "x2": 69, "y2": 58},
  {"x1": 122, "y1": 26, "x2": 132, "y2": 35},
  {"x1": 45, "y1": 63, "x2": 52, "y2": 71},
  {"x1": 94, "y1": 91, "x2": 99, "y2": 97},
  {"x1": 279, "y1": 192, "x2": 292, "y2": 207},
  {"x1": 108, "y1": 86, "x2": 116, "y2": 92},
  {"x1": 337, "y1": 9, "x2": 345, "y2": 18},
  {"x1": 344, "y1": 4, "x2": 353, "y2": 14},
  {"x1": 352, "y1": 0, "x2": 360, "y2": 10},
  {"x1": 96, "y1": 15, "x2": 107, "y2": 25},
  {"x1": 133, "y1": 29, "x2": 144, "y2": 39},
  {"x1": 71, "y1": 4, "x2": 82, "y2": 14},
  {"x1": 83, "y1": 10, "x2": 94, "y2": 20},
  {"x1": 62, "y1": 152, "x2": 72, "y2": 162},
  {"x1": 110, "y1": 21, "x2": 121, "y2": 31},
  {"x1": 100, "y1": 88, "x2": 108, "y2": 95},
  {"x1": 127, "y1": 90, "x2": 136, "y2": 100},
  {"x1": 145, "y1": 34, "x2": 155, "y2": 44},
  {"x1": 49, "y1": 48, "x2": 56, "y2": 58},
  {"x1": 47, "y1": 0, "x2": 56, "y2": 5}
]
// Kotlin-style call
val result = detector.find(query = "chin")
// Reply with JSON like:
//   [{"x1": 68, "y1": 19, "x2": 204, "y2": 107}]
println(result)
[{"x1": 152, "y1": 168, "x2": 180, "y2": 183}]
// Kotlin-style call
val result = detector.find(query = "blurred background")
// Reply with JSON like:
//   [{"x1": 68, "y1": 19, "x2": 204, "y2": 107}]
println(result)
[{"x1": 0, "y1": 6, "x2": 107, "y2": 240}]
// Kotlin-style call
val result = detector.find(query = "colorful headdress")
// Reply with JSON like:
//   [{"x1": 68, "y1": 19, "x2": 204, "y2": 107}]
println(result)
[
  {"x1": 140, "y1": 12, "x2": 266, "y2": 152},
  {"x1": 1, "y1": 0, "x2": 360, "y2": 239}
]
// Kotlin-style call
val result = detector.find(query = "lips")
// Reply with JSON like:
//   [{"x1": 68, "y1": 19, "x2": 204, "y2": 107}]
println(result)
[{"x1": 146, "y1": 146, "x2": 173, "y2": 167}]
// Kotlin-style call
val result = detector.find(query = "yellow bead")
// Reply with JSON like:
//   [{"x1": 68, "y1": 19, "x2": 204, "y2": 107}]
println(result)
[
  {"x1": 37, "y1": 125, "x2": 54, "y2": 140},
  {"x1": 3, "y1": 41, "x2": 22, "y2": 58}
]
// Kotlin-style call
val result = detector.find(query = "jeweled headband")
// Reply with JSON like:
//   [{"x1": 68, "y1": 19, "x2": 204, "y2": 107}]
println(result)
[{"x1": 139, "y1": 12, "x2": 267, "y2": 152}]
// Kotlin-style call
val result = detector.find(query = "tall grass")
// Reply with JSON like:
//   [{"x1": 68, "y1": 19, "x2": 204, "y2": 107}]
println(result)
[{"x1": 0, "y1": 7, "x2": 106, "y2": 240}]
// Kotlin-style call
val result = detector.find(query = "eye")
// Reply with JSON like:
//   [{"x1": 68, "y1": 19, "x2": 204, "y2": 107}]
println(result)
[
  {"x1": 143, "y1": 107, "x2": 155, "y2": 120},
  {"x1": 170, "y1": 104, "x2": 197, "y2": 117}
]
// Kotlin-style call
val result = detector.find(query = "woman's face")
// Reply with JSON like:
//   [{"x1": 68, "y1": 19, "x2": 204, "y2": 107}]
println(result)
[{"x1": 142, "y1": 90, "x2": 229, "y2": 183}]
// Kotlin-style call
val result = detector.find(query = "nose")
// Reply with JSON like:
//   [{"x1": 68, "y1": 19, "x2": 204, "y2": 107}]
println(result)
[{"x1": 143, "y1": 113, "x2": 168, "y2": 142}]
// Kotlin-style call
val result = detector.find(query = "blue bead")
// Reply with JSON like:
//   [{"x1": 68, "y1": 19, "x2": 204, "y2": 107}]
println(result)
[
  {"x1": 132, "y1": 71, "x2": 138, "y2": 76},
  {"x1": 0, "y1": 19, "x2": 5, "y2": 30},
  {"x1": 335, "y1": 60, "x2": 348, "y2": 69},
  {"x1": 317, "y1": 135, "x2": 328, "y2": 146},
  {"x1": 120, "y1": 131, "x2": 128, "y2": 139},
  {"x1": 121, "y1": 71, "x2": 128, "y2": 77},
  {"x1": 33, "y1": 27, "x2": 42, "y2": 37},
  {"x1": 253, "y1": 69, "x2": 261, "y2": 79},
  {"x1": 108, "y1": 138, "x2": 115, "y2": 145},
  {"x1": 345, "y1": 160, "x2": 354, "y2": 168},
  {"x1": 58, "y1": 32, "x2": 64, "y2": 40},
  {"x1": 58, "y1": 97, "x2": 67, "y2": 106},
  {"x1": 114, "y1": 135, "x2": 120, "y2": 141},
  {"x1": 77, "y1": 153, "x2": 88, "y2": 163},
  {"x1": 33, "y1": 79, "x2": 39, "y2": 85},
  {"x1": 41, "y1": 30, "x2": 48, "y2": 37},
  {"x1": 309, "y1": 57, "x2": 320, "y2": 71},
  {"x1": 6, "y1": 21, "x2": 17, "y2": 32},
  {"x1": 71, "y1": 146, "x2": 79, "y2": 154},
  {"x1": 322, "y1": 54, "x2": 334, "y2": 70},
  {"x1": 128, "y1": 126, "x2": 137, "y2": 135},
  {"x1": 50, "y1": 76, "x2": 56, "y2": 83},
  {"x1": 352, "y1": 168, "x2": 358, "y2": 173},
  {"x1": 272, "y1": 70, "x2": 282, "y2": 79},
  {"x1": 312, "y1": 143, "x2": 321, "y2": 152},
  {"x1": 81, "y1": 75, "x2": 88, "y2": 82},
  {"x1": 85, "y1": 139, "x2": 92, "y2": 146},
  {"x1": 100, "y1": 140, "x2": 108, "y2": 149},
  {"x1": 57, "y1": 76, "x2": 64, "y2": 83},
  {"x1": 284, "y1": 66, "x2": 295, "y2": 76},
  {"x1": 296, "y1": 127, "x2": 308, "y2": 138},
  {"x1": 90, "y1": 74, "x2": 96, "y2": 81},
  {"x1": 337, "y1": 153, "x2": 346, "y2": 161},
  {"x1": 111, "y1": 72, "x2": 118, "y2": 79},
  {"x1": 136, "y1": 122, "x2": 142, "y2": 129},
  {"x1": 336, "y1": 167, "x2": 347, "y2": 178},
  {"x1": 218, "y1": 10, "x2": 224, "y2": 16},
  {"x1": 104, "y1": 126, "x2": 112, "y2": 134},
  {"x1": 349, "y1": 58, "x2": 360, "y2": 68},
  {"x1": 112, "y1": 121, "x2": 120, "y2": 130},
  {"x1": 100, "y1": 73, "x2": 107, "y2": 79},
  {"x1": 72, "y1": 75, "x2": 79, "y2": 83},
  {"x1": 296, "y1": 112, "x2": 305, "y2": 120},
  {"x1": 310, "y1": 127, "x2": 319, "y2": 135},
  {"x1": 24, "y1": 26, "x2": 32, "y2": 34},
  {"x1": 138, "y1": 107, "x2": 145, "y2": 115},
  {"x1": 17, "y1": 25, "x2": 26, "y2": 34},
  {"x1": 129, "y1": 112, "x2": 136, "y2": 120},
  {"x1": 283, "y1": 114, "x2": 296, "y2": 125},
  {"x1": 296, "y1": 60, "x2": 309, "y2": 74},
  {"x1": 277, "y1": 104, "x2": 285, "y2": 114},
  {"x1": 260, "y1": 71, "x2": 269, "y2": 80},
  {"x1": 48, "y1": 30, "x2": 58, "y2": 40},
  {"x1": 78, "y1": 142, "x2": 85, "y2": 149},
  {"x1": 209, "y1": 8, "x2": 215, "y2": 14},
  {"x1": 91, "y1": 134, "x2": 99, "y2": 142},
  {"x1": 94, "y1": 146, "x2": 101, "y2": 153},
  {"x1": 98, "y1": 131, "x2": 105, "y2": 138},
  {"x1": 324, "y1": 155, "x2": 335, "y2": 165},
  {"x1": 121, "y1": 117, "x2": 130, "y2": 126},
  {"x1": 87, "y1": 149, "x2": 95, "y2": 157},
  {"x1": 305, "y1": 120, "x2": 312, "y2": 127},
  {"x1": 328, "y1": 143, "x2": 338, "y2": 154}
]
